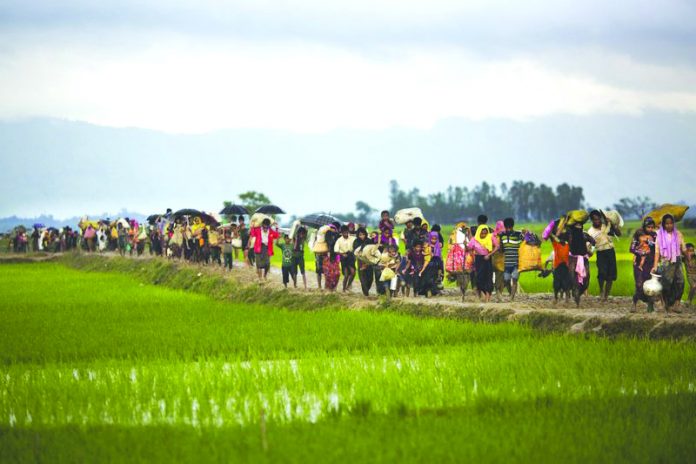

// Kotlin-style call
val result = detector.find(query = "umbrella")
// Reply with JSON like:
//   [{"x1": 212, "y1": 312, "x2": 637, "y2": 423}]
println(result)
[
  {"x1": 146, "y1": 214, "x2": 162, "y2": 224},
  {"x1": 33, "y1": 223, "x2": 45, "y2": 229},
  {"x1": 256, "y1": 205, "x2": 285, "y2": 215},
  {"x1": 199, "y1": 212, "x2": 220, "y2": 227},
  {"x1": 300, "y1": 213, "x2": 343, "y2": 229},
  {"x1": 172, "y1": 209, "x2": 202, "y2": 220},
  {"x1": 220, "y1": 204, "x2": 250, "y2": 215}
]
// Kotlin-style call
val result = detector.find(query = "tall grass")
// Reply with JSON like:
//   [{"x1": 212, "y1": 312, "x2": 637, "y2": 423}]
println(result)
[{"x1": 1, "y1": 261, "x2": 695, "y2": 463}]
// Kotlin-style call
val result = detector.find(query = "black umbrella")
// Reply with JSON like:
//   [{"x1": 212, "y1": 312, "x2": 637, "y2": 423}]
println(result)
[
  {"x1": 220, "y1": 204, "x2": 250, "y2": 215},
  {"x1": 172, "y1": 209, "x2": 202, "y2": 219},
  {"x1": 199, "y1": 213, "x2": 220, "y2": 227},
  {"x1": 300, "y1": 213, "x2": 343, "y2": 229},
  {"x1": 147, "y1": 214, "x2": 162, "y2": 224},
  {"x1": 256, "y1": 205, "x2": 285, "y2": 215}
]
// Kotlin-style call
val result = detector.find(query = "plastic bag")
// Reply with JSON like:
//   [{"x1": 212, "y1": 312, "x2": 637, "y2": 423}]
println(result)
[{"x1": 380, "y1": 268, "x2": 396, "y2": 281}]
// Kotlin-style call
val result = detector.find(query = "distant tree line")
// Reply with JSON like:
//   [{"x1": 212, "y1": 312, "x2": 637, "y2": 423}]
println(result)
[
  {"x1": 336, "y1": 182, "x2": 668, "y2": 226},
  {"x1": 385, "y1": 180, "x2": 587, "y2": 224}
]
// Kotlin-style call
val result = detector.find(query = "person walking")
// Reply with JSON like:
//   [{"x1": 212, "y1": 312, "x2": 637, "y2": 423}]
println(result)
[
  {"x1": 334, "y1": 225, "x2": 357, "y2": 292},
  {"x1": 249, "y1": 218, "x2": 280, "y2": 280},
  {"x1": 630, "y1": 217, "x2": 657, "y2": 312},
  {"x1": 652, "y1": 214, "x2": 686, "y2": 313},
  {"x1": 588, "y1": 210, "x2": 618, "y2": 301}
]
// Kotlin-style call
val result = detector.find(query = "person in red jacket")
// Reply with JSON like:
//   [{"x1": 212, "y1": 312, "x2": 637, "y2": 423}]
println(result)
[{"x1": 250, "y1": 218, "x2": 280, "y2": 280}]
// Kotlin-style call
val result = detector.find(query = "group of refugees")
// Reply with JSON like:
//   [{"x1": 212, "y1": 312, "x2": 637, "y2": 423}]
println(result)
[
  {"x1": 79, "y1": 213, "x2": 253, "y2": 272},
  {"x1": 6, "y1": 225, "x2": 80, "y2": 253},
  {"x1": 536, "y1": 209, "x2": 694, "y2": 313},
  {"x1": 629, "y1": 214, "x2": 695, "y2": 313},
  {"x1": 7, "y1": 204, "x2": 695, "y2": 313}
]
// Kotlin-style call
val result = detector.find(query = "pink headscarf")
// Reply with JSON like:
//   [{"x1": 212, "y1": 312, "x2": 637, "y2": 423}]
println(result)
[
  {"x1": 657, "y1": 223, "x2": 681, "y2": 263},
  {"x1": 494, "y1": 220, "x2": 505, "y2": 236}
]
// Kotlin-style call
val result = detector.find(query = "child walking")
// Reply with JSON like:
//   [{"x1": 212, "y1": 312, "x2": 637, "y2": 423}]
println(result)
[
  {"x1": 222, "y1": 233, "x2": 234, "y2": 271},
  {"x1": 277, "y1": 234, "x2": 297, "y2": 288}
]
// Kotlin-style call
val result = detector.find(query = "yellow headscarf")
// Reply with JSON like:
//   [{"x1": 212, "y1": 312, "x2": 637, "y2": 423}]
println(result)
[{"x1": 475, "y1": 224, "x2": 494, "y2": 252}]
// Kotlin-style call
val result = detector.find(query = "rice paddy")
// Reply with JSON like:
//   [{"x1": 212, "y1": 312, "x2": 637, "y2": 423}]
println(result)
[{"x1": 1, "y1": 262, "x2": 695, "y2": 462}]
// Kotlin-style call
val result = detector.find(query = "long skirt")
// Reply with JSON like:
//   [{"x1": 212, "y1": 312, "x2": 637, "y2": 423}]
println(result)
[
  {"x1": 568, "y1": 255, "x2": 590, "y2": 295},
  {"x1": 661, "y1": 259, "x2": 685, "y2": 308},
  {"x1": 323, "y1": 255, "x2": 341, "y2": 290},
  {"x1": 475, "y1": 255, "x2": 493, "y2": 294},
  {"x1": 633, "y1": 255, "x2": 654, "y2": 304}
]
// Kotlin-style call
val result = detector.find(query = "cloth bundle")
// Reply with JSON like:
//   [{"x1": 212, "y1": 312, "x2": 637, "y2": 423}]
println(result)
[
  {"x1": 394, "y1": 208, "x2": 424, "y2": 225},
  {"x1": 644, "y1": 204, "x2": 690, "y2": 225},
  {"x1": 518, "y1": 232, "x2": 543, "y2": 272},
  {"x1": 355, "y1": 244, "x2": 382, "y2": 265}
]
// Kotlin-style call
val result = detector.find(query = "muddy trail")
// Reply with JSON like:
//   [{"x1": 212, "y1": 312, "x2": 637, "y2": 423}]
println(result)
[{"x1": 4, "y1": 252, "x2": 696, "y2": 340}]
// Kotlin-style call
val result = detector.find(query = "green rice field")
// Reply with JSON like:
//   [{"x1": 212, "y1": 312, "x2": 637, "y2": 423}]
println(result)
[{"x1": 1, "y1": 261, "x2": 695, "y2": 462}]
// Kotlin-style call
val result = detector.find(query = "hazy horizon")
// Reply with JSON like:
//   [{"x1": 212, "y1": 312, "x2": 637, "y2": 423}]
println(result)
[{"x1": 1, "y1": 1, "x2": 695, "y2": 218}]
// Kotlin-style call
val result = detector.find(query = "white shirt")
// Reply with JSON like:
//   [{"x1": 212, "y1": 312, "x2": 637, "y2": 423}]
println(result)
[{"x1": 334, "y1": 235, "x2": 356, "y2": 254}]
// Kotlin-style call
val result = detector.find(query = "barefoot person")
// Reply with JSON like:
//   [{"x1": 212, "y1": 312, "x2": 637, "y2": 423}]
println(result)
[
  {"x1": 498, "y1": 218, "x2": 524, "y2": 300},
  {"x1": 277, "y1": 234, "x2": 297, "y2": 288},
  {"x1": 293, "y1": 226, "x2": 308, "y2": 290},
  {"x1": 588, "y1": 210, "x2": 618, "y2": 301},
  {"x1": 467, "y1": 223, "x2": 498, "y2": 303},
  {"x1": 630, "y1": 217, "x2": 657, "y2": 312},
  {"x1": 652, "y1": 214, "x2": 686, "y2": 313},
  {"x1": 322, "y1": 224, "x2": 342, "y2": 292},
  {"x1": 249, "y1": 218, "x2": 280, "y2": 280},
  {"x1": 334, "y1": 225, "x2": 356, "y2": 292},
  {"x1": 568, "y1": 223, "x2": 595, "y2": 307}
]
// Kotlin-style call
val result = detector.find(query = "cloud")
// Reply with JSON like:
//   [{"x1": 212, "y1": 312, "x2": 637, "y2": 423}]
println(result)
[
  {"x1": 2, "y1": 0, "x2": 695, "y2": 61},
  {"x1": 1, "y1": 0, "x2": 695, "y2": 133},
  {"x1": 1, "y1": 33, "x2": 696, "y2": 133}
]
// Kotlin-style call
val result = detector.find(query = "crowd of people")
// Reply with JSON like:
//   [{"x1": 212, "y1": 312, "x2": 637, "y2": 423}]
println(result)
[{"x1": 5, "y1": 206, "x2": 695, "y2": 313}]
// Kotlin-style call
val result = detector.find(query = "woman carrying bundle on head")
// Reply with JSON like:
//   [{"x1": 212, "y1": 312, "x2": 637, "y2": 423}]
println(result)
[
  {"x1": 652, "y1": 214, "x2": 686, "y2": 313},
  {"x1": 249, "y1": 218, "x2": 280, "y2": 280},
  {"x1": 588, "y1": 210, "x2": 618, "y2": 301}
]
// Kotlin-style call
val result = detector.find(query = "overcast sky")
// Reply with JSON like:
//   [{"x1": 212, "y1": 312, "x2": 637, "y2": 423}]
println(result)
[{"x1": 0, "y1": 0, "x2": 695, "y2": 218}]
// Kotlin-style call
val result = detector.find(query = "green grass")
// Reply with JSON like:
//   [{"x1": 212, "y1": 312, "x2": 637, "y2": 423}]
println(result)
[
  {"x1": 1, "y1": 262, "x2": 696, "y2": 462},
  {"x1": 272, "y1": 222, "x2": 696, "y2": 297}
]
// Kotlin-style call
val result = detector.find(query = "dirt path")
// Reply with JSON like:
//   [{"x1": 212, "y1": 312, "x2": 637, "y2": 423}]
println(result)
[{"x1": 4, "y1": 252, "x2": 696, "y2": 336}]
